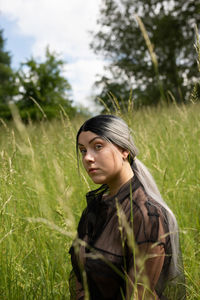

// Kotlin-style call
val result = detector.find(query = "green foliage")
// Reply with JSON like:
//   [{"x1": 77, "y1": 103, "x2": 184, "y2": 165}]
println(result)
[
  {"x1": 0, "y1": 30, "x2": 76, "y2": 121},
  {"x1": 0, "y1": 103, "x2": 199, "y2": 299},
  {"x1": 91, "y1": 0, "x2": 200, "y2": 109},
  {"x1": 190, "y1": 25, "x2": 200, "y2": 103},
  {"x1": 190, "y1": 82, "x2": 200, "y2": 103},
  {"x1": 16, "y1": 47, "x2": 75, "y2": 120},
  {"x1": 0, "y1": 29, "x2": 17, "y2": 105}
]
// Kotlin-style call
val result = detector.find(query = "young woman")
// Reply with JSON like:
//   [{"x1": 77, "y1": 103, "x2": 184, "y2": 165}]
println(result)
[{"x1": 69, "y1": 115, "x2": 185, "y2": 300}]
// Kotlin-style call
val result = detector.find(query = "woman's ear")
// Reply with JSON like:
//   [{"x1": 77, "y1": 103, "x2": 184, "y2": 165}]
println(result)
[
  {"x1": 116, "y1": 145, "x2": 130, "y2": 160},
  {"x1": 122, "y1": 149, "x2": 130, "y2": 160}
]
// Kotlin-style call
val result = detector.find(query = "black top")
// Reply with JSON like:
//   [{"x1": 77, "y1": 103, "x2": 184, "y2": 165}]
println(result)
[{"x1": 69, "y1": 175, "x2": 185, "y2": 300}]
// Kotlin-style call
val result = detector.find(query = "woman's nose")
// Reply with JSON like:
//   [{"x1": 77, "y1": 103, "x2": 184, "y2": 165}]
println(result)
[{"x1": 84, "y1": 151, "x2": 95, "y2": 162}]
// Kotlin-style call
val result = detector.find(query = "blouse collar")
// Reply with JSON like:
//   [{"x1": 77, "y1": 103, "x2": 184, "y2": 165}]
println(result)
[{"x1": 86, "y1": 175, "x2": 140, "y2": 206}]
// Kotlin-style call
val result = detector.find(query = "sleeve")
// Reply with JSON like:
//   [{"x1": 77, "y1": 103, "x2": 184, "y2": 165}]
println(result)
[
  {"x1": 125, "y1": 200, "x2": 166, "y2": 300},
  {"x1": 69, "y1": 269, "x2": 85, "y2": 300},
  {"x1": 126, "y1": 243, "x2": 165, "y2": 300},
  {"x1": 69, "y1": 208, "x2": 88, "y2": 300}
]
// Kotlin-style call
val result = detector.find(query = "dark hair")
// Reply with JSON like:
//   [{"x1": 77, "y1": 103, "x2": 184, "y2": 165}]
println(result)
[{"x1": 76, "y1": 114, "x2": 138, "y2": 161}]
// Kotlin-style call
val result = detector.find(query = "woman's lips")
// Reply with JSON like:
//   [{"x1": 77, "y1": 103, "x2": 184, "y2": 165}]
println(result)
[{"x1": 88, "y1": 168, "x2": 98, "y2": 173}]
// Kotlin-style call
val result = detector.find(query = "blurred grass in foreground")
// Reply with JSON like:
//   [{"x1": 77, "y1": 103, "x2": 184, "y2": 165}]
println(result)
[{"x1": 0, "y1": 102, "x2": 199, "y2": 299}]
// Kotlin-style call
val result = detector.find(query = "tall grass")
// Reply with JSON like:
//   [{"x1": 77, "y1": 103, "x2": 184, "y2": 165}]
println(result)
[{"x1": 0, "y1": 101, "x2": 199, "y2": 299}]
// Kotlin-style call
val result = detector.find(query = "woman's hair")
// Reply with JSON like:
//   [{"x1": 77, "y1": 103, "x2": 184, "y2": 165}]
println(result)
[{"x1": 76, "y1": 114, "x2": 180, "y2": 280}]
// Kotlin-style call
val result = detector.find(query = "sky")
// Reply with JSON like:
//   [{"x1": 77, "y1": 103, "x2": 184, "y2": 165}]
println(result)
[{"x1": 0, "y1": 0, "x2": 106, "y2": 113}]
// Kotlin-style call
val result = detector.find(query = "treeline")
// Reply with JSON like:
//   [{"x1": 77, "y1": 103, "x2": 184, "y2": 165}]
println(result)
[
  {"x1": 91, "y1": 0, "x2": 200, "y2": 109},
  {"x1": 1, "y1": 0, "x2": 200, "y2": 121},
  {"x1": 0, "y1": 30, "x2": 75, "y2": 121}
]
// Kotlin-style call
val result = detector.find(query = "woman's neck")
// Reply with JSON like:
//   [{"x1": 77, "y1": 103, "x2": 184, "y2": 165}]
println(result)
[{"x1": 108, "y1": 162, "x2": 134, "y2": 196}]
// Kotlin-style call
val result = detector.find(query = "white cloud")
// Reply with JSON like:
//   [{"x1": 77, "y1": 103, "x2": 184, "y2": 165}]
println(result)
[
  {"x1": 66, "y1": 58, "x2": 106, "y2": 112},
  {"x1": 0, "y1": 0, "x2": 105, "y2": 111},
  {"x1": 0, "y1": 0, "x2": 101, "y2": 58}
]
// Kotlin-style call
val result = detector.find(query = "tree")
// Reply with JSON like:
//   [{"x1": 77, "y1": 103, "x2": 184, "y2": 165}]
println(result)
[
  {"x1": 0, "y1": 29, "x2": 16, "y2": 104},
  {"x1": 91, "y1": 0, "x2": 200, "y2": 109},
  {"x1": 17, "y1": 47, "x2": 75, "y2": 119},
  {"x1": 190, "y1": 25, "x2": 200, "y2": 103}
]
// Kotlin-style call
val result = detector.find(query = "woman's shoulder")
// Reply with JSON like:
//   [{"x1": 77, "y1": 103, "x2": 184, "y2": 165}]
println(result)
[{"x1": 124, "y1": 185, "x2": 168, "y2": 245}]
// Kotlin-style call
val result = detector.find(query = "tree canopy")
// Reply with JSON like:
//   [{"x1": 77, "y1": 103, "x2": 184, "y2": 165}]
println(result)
[
  {"x1": 17, "y1": 47, "x2": 74, "y2": 118},
  {"x1": 0, "y1": 31, "x2": 76, "y2": 120},
  {"x1": 91, "y1": 0, "x2": 200, "y2": 108},
  {"x1": 0, "y1": 29, "x2": 16, "y2": 104}
]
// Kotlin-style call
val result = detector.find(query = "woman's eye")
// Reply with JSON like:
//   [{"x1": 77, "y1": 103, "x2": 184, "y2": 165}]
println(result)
[
  {"x1": 80, "y1": 149, "x2": 86, "y2": 155},
  {"x1": 95, "y1": 144, "x2": 103, "y2": 150}
]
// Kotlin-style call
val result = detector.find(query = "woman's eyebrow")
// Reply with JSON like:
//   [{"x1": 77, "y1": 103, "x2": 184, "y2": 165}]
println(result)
[
  {"x1": 88, "y1": 137, "x2": 103, "y2": 144},
  {"x1": 78, "y1": 136, "x2": 103, "y2": 147}
]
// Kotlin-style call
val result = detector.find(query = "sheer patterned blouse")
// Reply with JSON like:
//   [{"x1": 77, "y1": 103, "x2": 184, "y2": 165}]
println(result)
[{"x1": 69, "y1": 175, "x2": 185, "y2": 300}]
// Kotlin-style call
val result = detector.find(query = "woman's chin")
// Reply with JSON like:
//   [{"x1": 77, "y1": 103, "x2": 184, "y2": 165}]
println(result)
[{"x1": 91, "y1": 176, "x2": 106, "y2": 185}]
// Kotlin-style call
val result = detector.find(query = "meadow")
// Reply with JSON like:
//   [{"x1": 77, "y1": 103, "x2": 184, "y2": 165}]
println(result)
[{"x1": 0, "y1": 102, "x2": 199, "y2": 299}]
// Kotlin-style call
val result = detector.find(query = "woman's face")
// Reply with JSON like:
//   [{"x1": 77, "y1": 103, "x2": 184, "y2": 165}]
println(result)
[{"x1": 78, "y1": 131, "x2": 129, "y2": 187}]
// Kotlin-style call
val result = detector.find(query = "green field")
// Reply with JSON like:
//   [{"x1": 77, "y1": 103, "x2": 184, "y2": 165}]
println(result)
[{"x1": 0, "y1": 102, "x2": 199, "y2": 299}]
